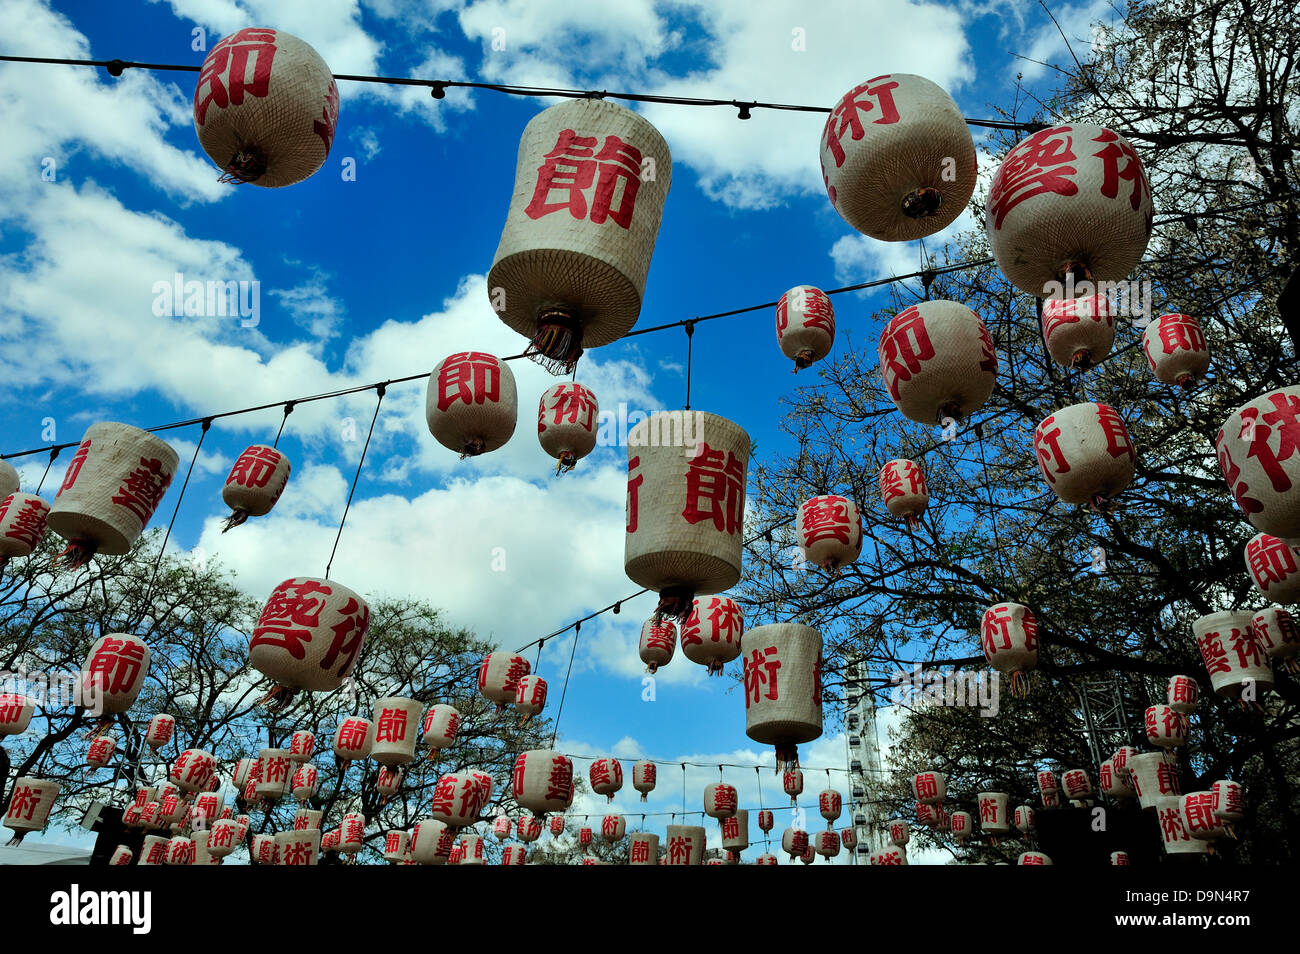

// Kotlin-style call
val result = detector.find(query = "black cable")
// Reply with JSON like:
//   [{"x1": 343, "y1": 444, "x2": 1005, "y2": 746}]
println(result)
[
  {"x1": 33, "y1": 446, "x2": 59, "y2": 494},
  {"x1": 326, "y1": 385, "x2": 385, "y2": 580},
  {"x1": 548, "y1": 620, "x2": 582, "y2": 748},
  {"x1": 144, "y1": 418, "x2": 211, "y2": 605},
  {"x1": 272, "y1": 402, "x2": 295, "y2": 449}
]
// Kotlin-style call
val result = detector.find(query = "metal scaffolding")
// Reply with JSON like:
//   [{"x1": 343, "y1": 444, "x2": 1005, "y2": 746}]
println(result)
[{"x1": 845, "y1": 659, "x2": 886, "y2": 863}]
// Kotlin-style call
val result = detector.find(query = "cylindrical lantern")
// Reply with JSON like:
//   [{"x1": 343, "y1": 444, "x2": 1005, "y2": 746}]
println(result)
[
  {"x1": 1018, "y1": 851, "x2": 1052, "y2": 865},
  {"x1": 410, "y1": 819, "x2": 456, "y2": 865},
  {"x1": 981, "y1": 602, "x2": 1038, "y2": 697},
  {"x1": 1182, "y1": 792, "x2": 1227, "y2": 842},
  {"x1": 776, "y1": 285, "x2": 835, "y2": 370},
  {"x1": 880, "y1": 459, "x2": 929, "y2": 530},
  {"x1": 590, "y1": 757, "x2": 624, "y2": 802},
  {"x1": 1128, "y1": 751, "x2": 1181, "y2": 810},
  {"x1": 879, "y1": 301, "x2": 996, "y2": 425},
  {"x1": 783, "y1": 768, "x2": 804, "y2": 804},
  {"x1": 86, "y1": 736, "x2": 116, "y2": 769},
  {"x1": 1034, "y1": 402, "x2": 1136, "y2": 508},
  {"x1": 421, "y1": 704, "x2": 460, "y2": 757},
  {"x1": 515, "y1": 674, "x2": 548, "y2": 721},
  {"x1": 140, "y1": 835, "x2": 171, "y2": 866},
  {"x1": 632, "y1": 760, "x2": 656, "y2": 801},
  {"x1": 279, "y1": 829, "x2": 321, "y2": 866},
  {"x1": 370, "y1": 696, "x2": 421, "y2": 766},
  {"x1": 426, "y1": 351, "x2": 518, "y2": 458},
  {"x1": 797, "y1": 495, "x2": 863, "y2": 573},
  {"x1": 638, "y1": 618, "x2": 676, "y2": 674},
  {"x1": 1014, "y1": 805, "x2": 1035, "y2": 834},
  {"x1": 912, "y1": 771, "x2": 946, "y2": 806},
  {"x1": 1193, "y1": 611, "x2": 1274, "y2": 702},
  {"x1": 492, "y1": 814, "x2": 513, "y2": 842},
  {"x1": 1167, "y1": 675, "x2": 1200, "y2": 714},
  {"x1": 1040, "y1": 294, "x2": 1115, "y2": 368},
  {"x1": 986, "y1": 123, "x2": 1152, "y2": 297},
  {"x1": 512, "y1": 750, "x2": 574, "y2": 817},
  {"x1": 625, "y1": 412, "x2": 749, "y2": 620},
  {"x1": 169, "y1": 749, "x2": 216, "y2": 793},
  {"x1": 0, "y1": 693, "x2": 35, "y2": 737},
  {"x1": 1099, "y1": 758, "x2": 1135, "y2": 800},
  {"x1": 333, "y1": 716, "x2": 373, "y2": 762},
  {"x1": 221, "y1": 444, "x2": 290, "y2": 531},
  {"x1": 165, "y1": 836, "x2": 195, "y2": 866},
  {"x1": 1111, "y1": 850, "x2": 1130, "y2": 865},
  {"x1": 1252, "y1": 605, "x2": 1300, "y2": 673},
  {"x1": 664, "y1": 825, "x2": 706, "y2": 865},
  {"x1": 488, "y1": 98, "x2": 672, "y2": 371},
  {"x1": 3, "y1": 778, "x2": 59, "y2": 841},
  {"x1": 1157, "y1": 795, "x2": 1209, "y2": 856},
  {"x1": 888, "y1": 819, "x2": 910, "y2": 847},
  {"x1": 478, "y1": 652, "x2": 531, "y2": 710},
  {"x1": 742, "y1": 624, "x2": 823, "y2": 773},
  {"x1": 758, "y1": 809, "x2": 775, "y2": 833},
  {"x1": 47, "y1": 423, "x2": 178, "y2": 567},
  {"x1": 704, "y1": 782, "x2": 738, "y2": 820},
  {"x1": 109, "y1": 845, "x2": 133, "y2": 866},
  {"x1": 840, "y1": 826, "x2": 858, "y2": 850},
  {"x1": 144, "y1": 713, "x2": 174, "y2": 750},
  {"x1": 1143, "y1": 312, "x2": 1210, "y2": 387},
  {"x1": 915, "y1": 802, "x2": 940, "y2": 827},
  {"x1": 0, "y1": 492, "x2": 50, "y2": 570},
  {"x1": 1216, "y1": 386, "x2": 1300, "y2": 544},
  {"x1": 600, "y1": 814, "x2": 626, "y2": 842},
  {"x1": 537, "y1": 382, "x2": 599, "y2": 472},
  {"x1": 755, "y1": 853, "x2": 778, "y2": 865},
  {"x1": 337, "y1": 813, "x2": 365, "y2": 855},
  {"x1": 721, "y1": 809, "x2": 748, "y2": 853},
  {"x1": 207, "y1": 819, "x2": 238, "y2": 858},
  {"x1": 250, "y1": 833, "x2": 276, "y2": 865},
  {"x1": 1245, "y1": 533, "x2": 1300, "y2": 605},
  {"x1": 629, "y1": 831, "x2": 659, "y2": 866},
  {"x1": 1145, "y1": 704, "x2": 1190, "y2": 749},
  {"x1": 1061, "y1": 768, "x2": 1094, "y2": 800},
  {"x1": 818, "y1": 789, "x2": 843, "y2": 826},
  {"x1": 680, "y1": 595, "x2": 744, "y2": 675},
  {"x1": 249, "y1": 577, "x2": 370, "y2": 702},
  {"x1": 820, "y1": 74, "x2": 977, "y2": 241},
  {"x1": 517, "y1": 815, "x2": 543, "y2": 843},
  {"x1": 375, "y1": 766, "x2": 402, "y2": 798},
  {"x1": 549, "y1": 815, "x2": 566, "y2": 836},
  {"x1": 79, "y1": 633, "x2": 150, "y2": 717},
  {"x1": 254, "y1": 748, "x2": 292, "y2": 802},
  {"x1": 458, "y1": 833, "x2": 485, "y2": 865},
  {"x1": 1212, "y1": 779, "x2": 1244, "y2": 834},
  {"x1": 385, "y1": 829, "x2": 411, "y2": 863},
  {"x1": 1113, "y1": 746, "x2": 1140, "y2": 781},
  {"x1": 977, "y1": 792, "x2": 1011, "y2": 840},
  {"x1": 501, "y1": 844, "x2": 527, "y2": 865},
  {"x1": 780, "y1": 827, "x2": 808, "y2": 860},
  {"x1": 950, "y1": 810, "x2": 972, "y2": 842}
]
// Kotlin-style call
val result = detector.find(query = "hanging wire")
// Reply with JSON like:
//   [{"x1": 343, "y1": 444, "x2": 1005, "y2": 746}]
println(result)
[
  {"x1": 548, "y1": 621, "x2": 581, "y2": 747},
  {"x1": 33, "y1": 446, "x2": 59, "y2": 494},
  {"x1": 272, "y1": 402, "x2": 295, "y2": 449},
  {"x1": 683, "y1": 321, "x2": 695, "y2": 410},
  {"x1": 144, "y1": 418, "x2": 211, "y2": 606},
  {"x1": 325, "y1": 385, "x2": 385, "y2": 580}
]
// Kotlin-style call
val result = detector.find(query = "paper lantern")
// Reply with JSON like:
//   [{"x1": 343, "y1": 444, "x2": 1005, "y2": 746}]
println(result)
[
  {"x1": 742, "y1": 623, "x2": 823, "y2": 773},
  {"x1": 1018, "y1": 851, "x2": 1052, "y2": 865},
  {"x1": 813, "y1": 829, "x2": 840, "y2": 860},
  {"x1": 292, "y1": 808, "x2": 322, "y2": 831},
  {"x1": 144, "y1": 714, "x2": 174, "y2": 750},
  {"x1": 512, "y1": 674, "x2": 550, "y2": 725},
  {"x1": 817, "y1": 790, "x2": 843, "y2": 827},
  {"x1": 191, "y1": 792, "x2": 222, "y2": 828},
  {"x1": 79, "y1": 633, "x2": 150, "y2": 718},
  {"x1": 86, "y1": 736, "x2": 116, "y2": 769},
  {"x1": 625, "y1": 412, "x2": 749, "y2": 621},
  {"x1": 721, "y1": 810, "x2": 748, "y2": 853},
  {"x1": 426, "y1": 351, "x2": 518, "y2": 458},
  {"x1": 0, "y1": 492, "x2": 49, "y2": 571},
  {"x1": 1099, "y1": 758, "x2": 1135, "y2": 800},
  {"x1": 628, "y1": 832, "x2": 659, "y2": 865},
  {"x1": 46, "y1": 423, "x2": 178, "y2": 568},
  {"x1": 1145, "y1": 705, "x2": 1190, "y2": 749},
  {"x1": 421, "y1": 704, "x2": 460, "y2": 758},
  {"x1": 638, "y1": 618, "x2": 676, "y2": 674},
  {"x1": 1040, "y1": 294, "x2": 1115, "y2": 368},
  {"x1": 590, "y1": 757, "x2": 623, "y2": 802},
  {"x1": 492, "y1": 814, "x2": 514, "y2": 842},
  {"x1": 1252, "y1": 606, "x2": 1300, "y2": 673},
  {"x1": 820, "y1": 74, "x2": 976, "y2": 241},
  {"x1": 755, "y1": 853, "x2": 778, "y2": 865},
  {"x1": 1128, "y1": 751, "x2": 1181, "y2": 810},
  {"x1": 370, "y1": 696, "x2": 421, "y2": 767},
  {"x1": 1014, "y1": 805, "x2": 1035, "y2": 834},
  {"x1": 221, "y1": 445, "x2": 290, "y2": 531},
  {"x1": 1156, "y1": 795, "x2": 1208, "y2": 856},
  {"x1": 279, "y1": 829, "x2": 321, "y2": 866},
  {"x1": 518, "y1": 815, "x2": 543, "y2": 843},
  {"x1": 950, "y1": 810, "x2": 972, "y2": 843},
  {"x1": 375, "y1": 766, "x2": 405, "y2": 799},
  {"x1": 797, "y1": 495, "x2": 862, "y2": 573},
  {"x1": 1182, "y1": 792, "x2": 1227, "y2": 842},
  {"x1": 839, "y1": 826, "x2": 858, "y2": 850},
  {"x1": 410, "y1": 819, "x2": 456, "y2": 865},
  {"x1": 780, "y1": 827, "x2": 808, "y2": 860},
  {"x1": 488, "y1": 98, "x2": 672, "y2": 372},
  {"x1": 1111, "y1": 851, "x2": 1130, "y2": 865},
  {"x1": 3, "y1": 778, "x2": 59, "y2": 841},
  {"x1": 501, "y1": 844, "x2": 527, "y2": 865},
  {"x1": 878, "y1": 301, "x2": 997, "y2": 425},
  {"x1": 165, "y1": 836, "x2": 196, "y2": 866},
  {"x1": 333, "y1": 716, "x2": 373, "y2": 762},
  {"x1": 385, "y1": 829, "x2": 411, "y2": 863},
  {"x1": 1216, "y1": 386, "x2": 1300, "y2": 544},
  {"x1": 139, "y1": 835, "x2": 170, "y2": 866},
  {"x1": 758, "y1": 809, "x2": 775, "y2": 833},
  {"x1": 1245, "y1": 533, "x2": 1300, "y2": 605},
  {"x1": 880, "y1": 459, "x2": 928, "y2": 531},
  {"x1": 776, "y1": 285, "x2": 835, "y2": 370},
  {"x1": 660, "y1": 825, "x2": 704, "y2": 865},
  {"x1": 169, "y1": 749, "x2": 216, "y2": 793},
  {"x1": 248, "y1": 577, "x2": 370, "y2": 702},
  {"x1": 681, "y1": 595, "x2": 744, "y2": 675},
  {"x1": 1112, "y1": 746, "x2": 1139, "y2": 781},
  {"x1": 977, "y1": 792, "x2": 1011, "y2": 840},
  {"x1": 980, "y1": 602, "x2": 1038, "y2": 697},
  {"x1": 703, "y1": 782, "x2": 738, "y2": 820},
  {"x1": 578, "y1": 826, "x2": 594, "y2": 850},
  {"x1": 912, "y1": 771, "x2": 946, "y2": 805},
  {"x1": 600, "y1": 814, "x2": 627, "y2": 843},
  {"x1": 1212, "y1": 780, "x2": 1244, "y2": 835},
  {"x1": 458, "y1": 833, "x2": 486, "y2": 865},
  {"x1": 1061, "y1": 769, "x2": 1094, "y2": 800},
  {"x1": 1034, "y1": 402, "x2": 1136, "y2": 508},
  {"x1": 915, "y1": 801, "x2": 940, "y2": 827},
  {"x1": 783, "y1": 767, "x2": 804, "y2": 804},
  {"x1": 512, "y1": 750, "x2": 574, "y2": 816},
  {"x1": 986, "y1": 123, "x2": 1152, "y2": 297},
  {"x1": 537, "y1": 382, "x2": 599, "y2": 472},
  {"x1": 336, "y1": 812, "x2": 366, "y2": 855},
  {"x1": 249, "y1": 833, "x2": 276, "y2": 865},
  {"x1": 254, "y1": 748, "x2": 292, "y2": 801},
  {"x1": 1143, "y1": 313, "x2": 1210, "y2": 387},
  {"x1": 478, "y1": 652, "x2": 531, "y2": 711},
  {"x1": 1167, "y1": 675, "x2": 1199, "y2": 714},
  {"x1": 1036, "y1": 769, "x2": 1058, "y2": 799},
  {"x1": 1192, "y1": 611, "x2": 1274, "y2": 703},
  {"x1": 632, "y1": 760, "x2": 656, "y2": 802},
  {"x1": 0, "y1": 694, "x2": 35, "y2": 737},
  {"x1": 876, "y1": 847, "x2": 908, "y2": 865},
  {"x1": 193, "y1": 29, "x2": 338, "y2": 187},
  {"x1": 549, "y1": 815, "x2": 566, "y2": 836},
  {"x1": 109, "y1": 845, "x2": 133, "y2": 866},
  {"x1": 888, "y1": 819, "x2": 910, "y2": 847},
  {"x1": 0, "y1": 460, "x2": 17, "y2": 498}
]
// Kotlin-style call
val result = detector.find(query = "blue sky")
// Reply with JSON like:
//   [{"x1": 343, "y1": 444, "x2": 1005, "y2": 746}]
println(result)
[{"x1": 0, "y1": 0, "x2": 1115, "y2": 861}]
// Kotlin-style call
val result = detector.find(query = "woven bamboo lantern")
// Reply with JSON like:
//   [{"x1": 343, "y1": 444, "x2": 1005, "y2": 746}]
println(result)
[
  {"x1": 1111, "y1": 851, "x2": 1130, "y2": 865},
  {"x1": 1099, "y1": 758, "x2": 1135, "y2": 800},
  {"x1": 548, "y1": 815, "x2": 566, "y2": 836},
  {"x1": 977, "y1": 792, "x2": 1012, "y2": 842},
  {"x1": 1212, "y1": 780, "x2": 1244, "y2": 835},
  {"x1": 1216, "y1": 386, "x2": 1300, "y2": 544},
  {"x1": 1182, "y1": 792, "x2": 1228, "y2": 842},
  {"x1": 721, "y1": 809, "x2": 748, "y2": 853},
  {"x1": 625, "y1": 412, "x2": 749, "y2": 621},
  {"x1": 817, "y1": 789, "x2": 842, "y2": 826},
  {"x1": 4, "y1": 778, "x2": 59, "y2": 842},
  {"x1": 0, "y1": 694, "x2": 34, "y2": 737},
  {"x1": 220, "y1": 444, "x2": 290, "y2": 532},
  {"x1": 478, "y1": 652, "x2": 531, "y2": 711},
  {"x1": 1167, "y1": 675, "x2": 1199, "y2": 714},
  {"x1": 1143, "y1": 313, "x2": 1210, "y2": 387},
  {"x1": 758, "y1": 809, "x2": 775, "y2": 833},
  {"x1": 1128, "y1": 751, "x2": 1181, "y2": 810},
  {"x1": 80, "y1": 633, "x2": 150, "y2": 718},
  {"x1": 783, "y1": 767, "x2": 804, "y2": 804},
  {"x1": 980, "y1": 602, "x2": 1038, "y2": 697},
  {"x1": 0, "y1": 461, "x2": 17, "y2": 498},
  {"x1": 704, "y1": 782, "x2": 738, "y2": 820},
  {"x1": 385, "y1": 829, "x2": 411, "y2": 863},
  {"x1": 776, "y1": 285, "x2": 836, "y2": 370},
  {"x1": 1040, "y1": 294, "x2": 1115, "y2": 369},
  {"x1": 193, "y1": 29, "x2": 338, "y2": 187},
  {"x1": 1017, "y1": 850, "x2": 1052, "y2": 865},
  {"x1": 426, "y1": 352, "x2": 518, "y2": 457},
  {"x1": 638, "y1": 618, "x2": 677, "y2": 674},
  {"x1": 887, "y1": 819, "x2": 910, "y2": 847},
  {"x1": 333, "y1": 716, "x2": 373, "y2": 763},
  {"x1": 291, "y1": 764, "x2": 318, "y2": 803},
  {"x1": 249, "y1": 577, "x2": 370, "y2": 703},
  {"x1": 950, "y1": 810, "x2": 972, "y2": 842},
  {"x1": 878, "y1": 301, "x2": 997, "y2": 425},
  {"x1": 880, "y1": 459, "x2": 928, "y2": 531},
  {"x1": 631, "y1": 759, "x2": 656, "y2": 801},
  {"x1": 144, "y1": 714, "x2": 174, "y2": 750},
  {"x1": 488, "y1": 98, "x2": 672, "y2": 372},
  {"x1": 628, "y1": 831, "x2": 659, "y2": 865},
  {"x1": 410, "y1": 819, "x2": 456, "y2": 865},
  {"x1": 109, "y1": 845, "x2": 133, "y2": 866},
  {"x1": 742, "y1": 623, "x2": 823, "y2": 773},
  {"x1": 421, "y1": 704, "x2": 460, "y2": 759},
  {"x1": 1157, "y1": 795, "x2": 1208, "y2": 856},
  {"x1": 1192, "y1": 611, "x2": 1274, "y2": 703},
  {"x1": 681, "y1": 595, "x2": 744, "y2": 675},
  {"x1": 0, "y1": 492, "x2": 49, "y2": 571},
  {"x1": 85, "y1": 735, "x2": 116, "y2": 769},
  {"x1": 1245, "y1": 533, "x2": 1300, "y2": 605},
  {"x1": 537, "y1": 382, "x2": 599, "y2": 472},
  {"x1": 254, "y1": 748, "x2": 292, "y2": 801},
  {"x1": 1061, "y1": 768, "x2": 1094, "y2": 801},
  {"x1": 1145, "y1": 704, "x2": 1190, "y2": 749},
  {"x1": 512, "y1": 750, "x2": 573, "y2": 816},
  {"x1": 515, "y1": 675, "x2": 547, "y2": 722},
  {"x1": 1034, "y1": 402, "x2": 1136, "y2": 508},
  {"x1": 1014, "y1": 805, "x2": 1035, "y2": 835},
  {"x1": 600, "y1": 814, "x2": 626, "y2": 843},
  {"x1": 517, "y1": 814, "x2": 543, "y2": 842},
  {"x1": 797, "y1": 495, "x2": 862, "y2": 573},
  {"x1": 370, "y1": 696, "x2": 421, "y2": 767},
  {"x1": 820, "y1": 74, "x2": 976, "y2": 241},
  {"x1": 912, "y1": 771, "x2": 946, "y2": 805},
  {"x1": 986, "y1": 123, "x2": 1153, "y2": 297},
  {"x1": 590, "y1": 757, "x2": 623, "y2": 802},
  {"x1": 47, "y1": 423, "x2": 178, "y2": 568},
  {"x1": 1252, "y1": 605, "x2": 1300, "y2": 673}
]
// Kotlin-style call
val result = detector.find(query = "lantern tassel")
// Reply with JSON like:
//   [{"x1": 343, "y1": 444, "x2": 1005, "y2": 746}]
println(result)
[
  {"x1": 645, "y1": 663, "x2": 658, "y2": 675},
  {"x1": 219, "y1": 149, "x2": 267, "y2": 184},
  {"x1": 901, "y1": 187, "x2": 943, "y2": 219},
  {"x1": 792, "y1": 350, "x2": 814, "y2": 372},
  {"x1": 706, "y1": 660, "x2": 724, "y2": 677},
  {"x1": 52, "y1": 540, "x2": 97, "y2": 570},
  {"x1": 1284, "y1": 658, "x2": 1299, "y2": 674},
  {"x1": 256, "y1": 684, "x2": 297, "y2": 711},
  {"x1": 1011, "y1": 671, "x2": 1030, "y2": 699},
  {"x1": 425, "y1": 749, "x2": 440, "y2": 763},
  {"x1": 221, "y1": 510, "x2": 249, "y2": 532},
  {"x1": 460, "y1": 437, "x2": 487, "y2": 459},
  {"x1": 83, "y1": 717, "x2": 114, "y2": 741}
]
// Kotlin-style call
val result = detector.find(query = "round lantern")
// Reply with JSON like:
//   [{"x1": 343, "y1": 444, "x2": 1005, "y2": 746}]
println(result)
[
  {"x1": 912, "y1": 771, "x2": 946, "y2": 806},
  {"x1": 1192, "y1": 611, "x2": 1274, "y2": 703},
  {"x1": 0, "y1": 460, "x2": 17, "y2": 498},
  {"x1": 628, "y1": 831, "x2": 659, "y2": 866},
  {"x1": 1061, "y1": 768, "x2": 1094, "y2": 800},
  {"x1": 1143, "y1": 312, "x2": 1210, "y2": 387},
  {"x1": 878, "y1": 300, "x2": 997, "y2": 425},
  {"x1": 286, "y1": 730, "x2": 314, "y2": 763},
  {"x1": 755, "y1": 853, "x2": 778, "y2": 865},
  {"x1": 79, "y1": 633, "x2": 150, "y2": 718},
  {"x1": 478, "y1": 652, "x2": 530, "y2": 710},
  {"x1": 638, "y1": 618, "x2": 676, "y2": 674},
  {"x1": 742, "y1": 623, "x2": 823, "y2": 773},
  {"x1": 410, "y1": 819, "x2": 456, "y2": 865},
  {"x1": 1167, "y1": 675, "x2": 1200, "y2": 714},
  {"x1": 3, "y1": 778, "x2": 59, "y2": 842},
  {"x1": 459, "y1": 833, "x2": 485, "y2": 865},
  {"x1": 681, "y1": 595, "x2": 744, "y2": 675},
  {"x1": 548, "y1": 815, "x2": 566, "y2": 836},
  {"x1": 421, "y1": 704, "x2": 460, "y2": 759},
  {"x1": 880, "y1": 459, "x2": 928, "y2": 531},
  {"x1": 839, "y1": 826, "x2": 858, "y2": 850},
  {"x1": 0, "y1": 694, "x2": 35, "y2": 738},
  {"x1": 820, "y1": 74, "x2": 977, "y2": 241},
  {"x1": 783, "y1": 767, "x2": 804, "y2": 804},
  {"x1": 950, "y1": 810, "x2": 972, "y2": 843},
  {"x1": 1040, "y1": 294, "x2": 1115, "y2": 368},
  {"x1": 797, "y1": 495, "x2": 863, "y2": 573},
  {"x1": 1014, "y1": 804, "x2": 1035, "y2": 834},
  {"x1": 487, "y1": 98, "x2": 673, "y2": 372},
  {"x1": 338, "y1": 812, "x2": 366, "y2": 855},
  {"x1": 590, "y1": 757, "x2": 623, "y2": 802},
  {"x1": 426, "y1": 352, "x2": 518, "y2": 457},
  {"x1": 987, "y1": 123, "x2": 1152, "y2": 297},
  {"x1": 1146, "y1": 704, "x2": 1190, "y2": 749},
  {"x1": 780, "y1": 827, "x2": 809, "y2": 860},
  {"x1": 1252, "y1": 606, "x2": 1300, "y2": 673},
  {"x1": 1017, "y1": 851, "x2": 1052, "y2": 865},
  {"x1": 221, "y1": 444, "x2": 290, "y2": 531},
  {"x1": 370, "y1": 696, "x2": 421, "y2": 766},
  {"x1": 537, "y1": 382, "x2": 599, "y2": 472},
  {"x1": 887, "y1": 818, "x2": 910, "y2": 847},
  {"x1": 1099, "y1": 758, "x2": 1135, "y2": 800},
  {"x1": 375, "y1": 767, "x2": 402, "y2": 799},
  {"x1": 776, "y1": 285, "x2": 835, "y2": 370},
  {"x1": 1217, "y1": 386, "x2": 1300, "y2": 544},
  {"x1": 813, "y1": 829, "x2": 840, "y2": 860},
  {"x1": 515, "y1": 675, "x2": 547, "y2": 722},
  {"x1": 980, "y1": 602, "x2": 1038, "y2": 697},
  {"x1": 165, "y1": 836, "x2": 196, "y2": 866},
  {"x1": 632, "y1": 760, "x2": 656, "y2": 802},
  {"x1": 721, "y1": 809, "x2": 748, "y2": 853},
  {"x1": 1033, "y1": 402, "x2": 1136, "y2": 508},
  {"x1": 1156, "y1": 794, "x2": 1208, "y2": 856},
  {"x1": 624, "y1": 412, "x2": 749, "y2": 621},
  {"x1": 86, "y1": 736, "x2": 116, "y2": 769},
  {"x1": 1037, "y1": 769, "x2": 1058, "y2": 799},
  {"x1": 492, "y1": 814, "x2": 513, "y2": 842},
  {"x1": 977, "y1": 792, "x2": 1012, "y2": 841},
  {"x1": 758, "y1": 809, "x2": 775, "y2": 833},
  {"x1": 1128, "y1": 751, "x2": 1181, "y2": 810},
  {"x1": 704, "y1": 782, "x2": 738, "y2": 820},
  {"x1": 1112, "y1": 746, "x2": 1140, "y2": 781},
  {"x1": 109, "y1": 845, "x2": 133, "y2": 866},
  {"x1": 1245, "y1": 533, "x2": 1300, "y2": 605},
  {"x1": 145, "y1": 713, "x2": 174, "y2": 750},
  {"x1": 333, "y1": 716, "x2": 373, "y2": 763},
  {"x1": 512, "y1": 750, "x2": 574, "y2": 817},
  {"x1": 248, "y1": 577, "x2": 370, "y2": 702},
  {"x1": 517, "y1": 815, "x2": 542, "y2": 843},
  {"x1": 578, "y1": 826, "x2": 593, "y2": 851},
  {"x1": 193, "y1": 29, "x2": 338, "y2": 187},
  {"x1": 601, "y1": 814, "x2": 626, "y2": 842},
  {"x1": 0, "y1": 492, "x2": 50, "y2": 571},
  {"x1": 818, "y1": 789, "x2": 843, "y2": 826},
  {"x1": 1212, "y1": 780, "x2": 1244, "y2": 835},
  {"x1": 1182, "y1": 791, "x2": 1227, "y2": 842},
  {"x1": 47, "y1": 423, "x2": 178, "y2": 568}
]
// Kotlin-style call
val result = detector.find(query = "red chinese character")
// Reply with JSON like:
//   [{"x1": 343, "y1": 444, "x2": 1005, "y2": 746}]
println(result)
[
  {"x1": 227, "y1": 446, "x2": 283, "y2": 489},
  {"x1": 0, "y1": 496, "x2": 47, "y2": 548},
  {"x1": 681, "y1": 443, "x2": 745, "y2": 534},
  {"x1": 800, "y1": 496, "x2": 852, "y2": 546},
  {"x1": 1159, "y1": 807, "x2": 1186, "y2": 841},
  {"x1": 915, "y1": 775, "x2": 937, "y2": 801},
  {"x1": 314, "y1": 80, "x2": 340, "y2": 153},
  {"x1": 249, "y1": 579, "x2": 331, "y2": 659},
  {"x1": 822, "y1": 76, "x2": 902, "y2": 169},
  {"x1": 1155, "y1": 314, "x2": 1205, "y2": 355},
  {"x1": 1217, "y1": 436, "x2": 1265, "y2": 515},
  {"x1": 1034, "y1": 416, "x2": 1070, "y2": 485},
  {"x1": 56, "y1": 439, "x2": 92, "y2": 497},
  {"x1": 524, "y1": 131, "x2": 643, "y2": 228},
  {"x1": 880, "y1": 462, "x2": 925, "y2": 503},
  {"x1": 668, "y1": 834, "x2": 692, "y2": 863},
  {"x1": 436, "y1": 352, "x2": 501, "y2": 413},
  {"x1": 645, "y1": 620, "x2": 676, "y2": 651},
  {"x1": 878, "y1": 306, "x2": 935, "y2": 400},
  {"x1": 988, "y1": 126, "x2": 1079, "y2": 230},
  {"x1": 743, "y1": 646, "x2": 781, "y2": 707},
  {"x1": 194, "y1": 28, "x2": 278, "y2": 126},
  {"x1": 318, "y1": 597, "x2": 368, "y2": 678},
  {"x1": 1095, "y1": 404, "x2": 1136, "y2": 461},
  {"x1": 376, "y1": 707, "x2": 408, "y2": 744},
  {"x1": 626, "y1": 455, "x2": 643, "y2": 533},
  {"x1": 1246, "y1": 535, "x2": 1299, "y2": 588},
  {"x1": 979, "y1": 797, "x2": 998, "y2": 823},
  {"x1": 1092, "y1": 129, "x2": 1147, "y2": 212},
  {"x1": 85, "y1": 637, "x2": 146, "y2": 695},
  {"x1": 337, "y1": 717, "x2": 368, "y2": 753},
  {"x1": 1183, "y1": 794, "x2": 1218, "y2": 834},
  {"x1": 546, "y1": 757, "x2": 572, "y2": 803},
  {"x1": 1228, "y1": 627, "x2": 1264, "y2": 670},
  {"x1": 630, "y1": 840, "x2": 649, "y2": 863},
  {"x1": 542, "y1": 383, "x2": 596, "y2": 431},
  {"x1": 7, "y1": 785, "x2": 40, "y2": 822},
  {"x1": 1245, "y1": 392, "x2": 1300, "y2": 495},
  {"x1": 111, "y1": 457, "x2": 173, "y2": 525}
]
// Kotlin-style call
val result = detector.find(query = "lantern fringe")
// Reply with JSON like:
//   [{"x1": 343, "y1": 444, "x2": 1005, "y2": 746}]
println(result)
[
  {"x1": 706, "y1": 660, "x2": 724, "y2": 677},
  {"x1": 792, "y1": 350, "x2": 815, "y2": 371},
  {"x1": 1283, "y1": 658, "x2": 1299, "y2": 674},
  {"x1": 1177, "y1": 373, "x2": 1198, "y2": 391},
  {"x1": 459, "y1": 438, "x2": 487, "y2": 459},
  {"x1": 52, "y1": 540, "x2": 97, "y2": 570},
  {"x1": 425, "y1": 749, "x2": 440, "y2": 763},
  {"x1": 1010, "y1": 671, "x2": 1030, "y2": 699},
  {"x1": 645, "y1": 662, "x2": 658, "y2": 675},
  {"x1": 901, "y1": 187, "x2": 943, "y2": 219},
  {"x1": 256, "y1": 684, "x2": 297, "y2": 711},
  {"x1": 219, "y1": 149, "x2": 267, "y2": 184},
  {"x1": 1070, "y1": 349, "x2": 1094, "y2": 370},
  {"x1": 221, "y1": 509, "x2": 249, "y2": 532},
  {"x1": 654, "y1": 589, "x2": 694, "y2": 624},
  {"x1": 555, "y1": 452, "x2": 578, "y2": 475},
  {"x1": 905, "y1": 514, "x2": 921, "y2": 533},
  {"x1": 84, "y1": 718, "x2": 114, "y2": 741},
  {"x1": 528, "y1": 314, "x2": 584, "y2": 375}
]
